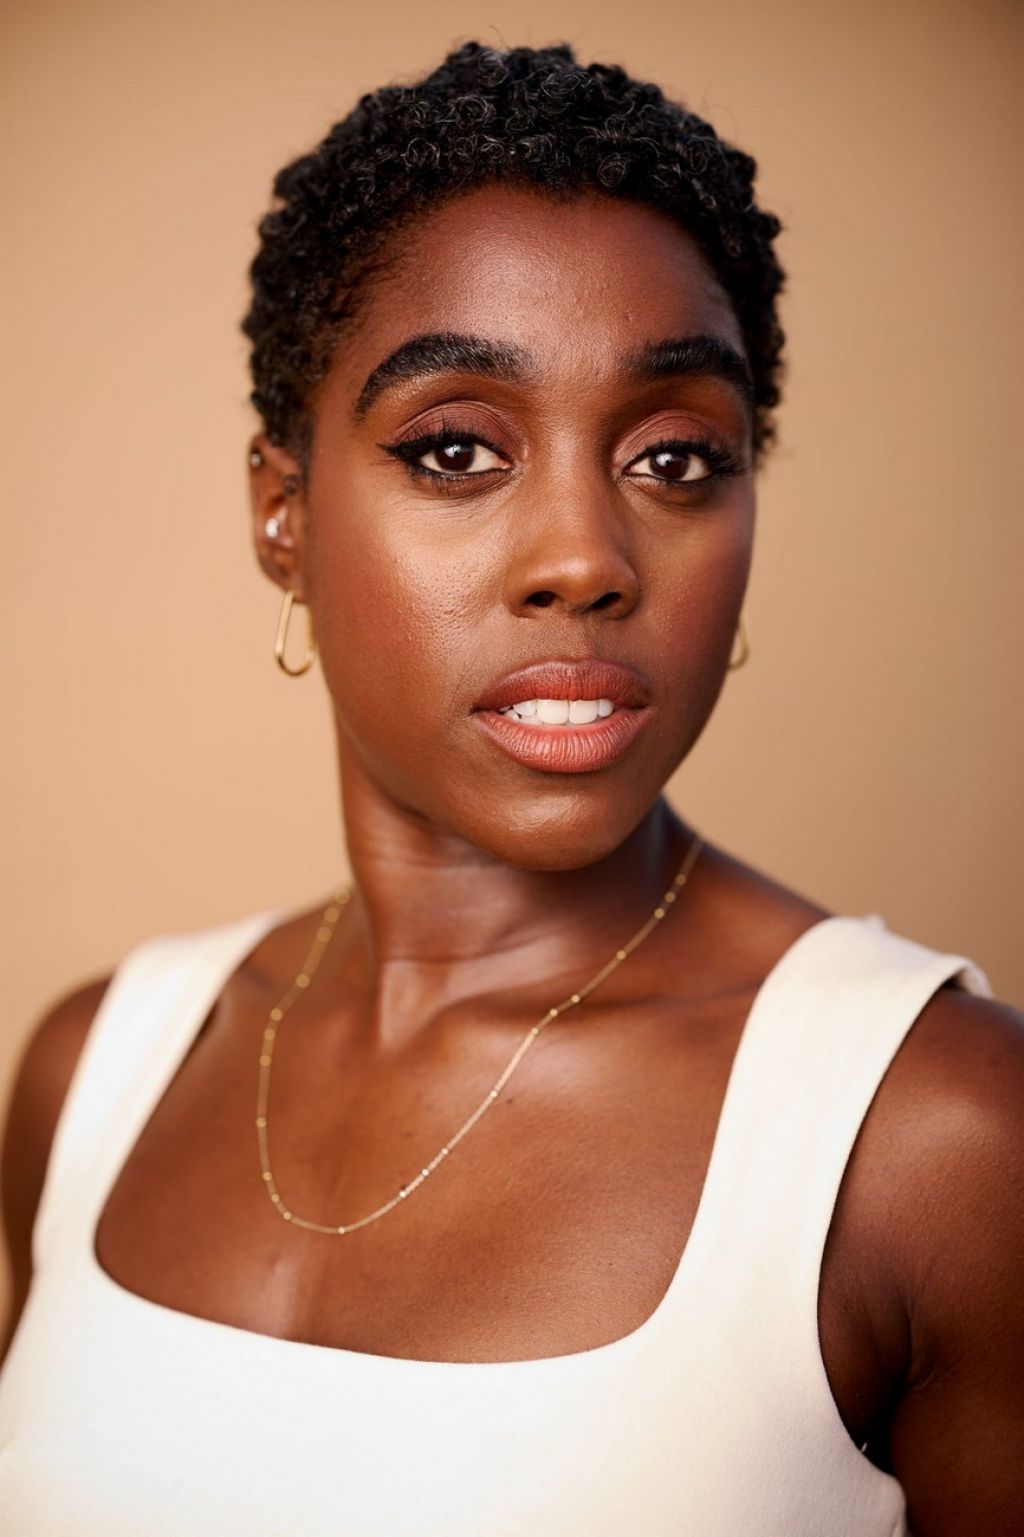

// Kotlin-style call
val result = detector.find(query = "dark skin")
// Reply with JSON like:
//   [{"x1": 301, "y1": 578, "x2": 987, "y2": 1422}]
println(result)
[{"x1": 3, "y1": 186, "x2": 1023, "y2": 1532}]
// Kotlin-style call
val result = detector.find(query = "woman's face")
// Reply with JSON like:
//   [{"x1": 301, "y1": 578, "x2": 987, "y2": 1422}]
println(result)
[{"x1": 261, "y1": 184, "x2": 755, "y2": 871}]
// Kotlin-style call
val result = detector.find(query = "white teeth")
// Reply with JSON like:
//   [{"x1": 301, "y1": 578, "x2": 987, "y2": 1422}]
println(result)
[{"x1": 498, "y1": 697, "x2": 617, "y2": 727}]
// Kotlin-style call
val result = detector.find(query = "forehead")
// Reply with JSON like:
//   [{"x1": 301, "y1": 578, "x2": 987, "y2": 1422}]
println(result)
[{"x1": 339, "y1": 183, "x2": 745, "y2": 382}]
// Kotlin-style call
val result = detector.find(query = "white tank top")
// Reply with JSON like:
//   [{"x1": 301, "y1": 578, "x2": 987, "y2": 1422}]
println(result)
[{"x1": 0, "y1": 908, "x2": 992, "y2": 1536}]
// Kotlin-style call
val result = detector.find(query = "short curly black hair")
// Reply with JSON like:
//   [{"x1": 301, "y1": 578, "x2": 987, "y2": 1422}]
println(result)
[{"x1": 242, "y1": 41, "x2": 785, "y2": 466}]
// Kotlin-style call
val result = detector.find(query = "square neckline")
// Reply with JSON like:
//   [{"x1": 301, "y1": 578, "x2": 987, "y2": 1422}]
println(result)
[{"x1": 79, "y1": 906, "x2": 850, "y2": 1372}]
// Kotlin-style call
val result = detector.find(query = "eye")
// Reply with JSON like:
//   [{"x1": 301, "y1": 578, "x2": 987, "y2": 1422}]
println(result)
[
  {"x1": 381, "y1": 430, "x2": 511, "y2": 481},
  {"x1": 626, "y1": 439, "x2": 724, "y2": 484},
  {"x1": 417, "y1": 438, "x2": 506, "y2": 475}
]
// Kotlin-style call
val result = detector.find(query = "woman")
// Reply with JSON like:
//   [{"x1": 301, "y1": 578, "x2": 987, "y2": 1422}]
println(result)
[{"x1": 1, "y1": 40, "x2": 1021, "y2": 1537}]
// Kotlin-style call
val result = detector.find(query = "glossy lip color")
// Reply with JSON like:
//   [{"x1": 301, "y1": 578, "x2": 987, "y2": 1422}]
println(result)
[{"x1": 471, "y1": 660, "x2": 652, "y2": 775}]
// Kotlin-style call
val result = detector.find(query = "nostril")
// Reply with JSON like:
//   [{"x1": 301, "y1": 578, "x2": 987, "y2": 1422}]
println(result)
[
  {"x1": 525, "y1": 591, "x2": 557, "y2": 608},
  {"x1": 591, "y1": 591, "x2": 621, "y2": 612}
]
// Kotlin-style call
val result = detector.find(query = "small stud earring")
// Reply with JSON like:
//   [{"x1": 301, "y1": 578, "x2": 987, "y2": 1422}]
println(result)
[
  {"x1": 250, "y1": 448, "x2": 264, "y2": 468},
  {"x1": 264, "y1": 516, "x2": 280, "y2": 539}
]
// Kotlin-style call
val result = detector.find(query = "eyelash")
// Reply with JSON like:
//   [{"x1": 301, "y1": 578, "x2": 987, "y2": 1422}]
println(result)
[
  {"x1": 380, "y1": 429, "x2": 746, "y2": 493},
  {"x1": 634, "y1": 436, "x2": 746, "y2": 485},
  {"x1": 381, "y1": 429, "x2": 510, "y2": 493}
]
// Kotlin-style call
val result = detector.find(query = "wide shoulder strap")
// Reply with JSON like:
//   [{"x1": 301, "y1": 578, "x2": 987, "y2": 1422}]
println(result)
[
  {"x1": 689, "y1": 913, "x2": 992, "y2": 1399},
  {"x1": 32, "y1": 910, "x2": 280, "y2": 1270},
  {"x1": 697, "y1": 913, "x2": 992, "y2": 1278}
]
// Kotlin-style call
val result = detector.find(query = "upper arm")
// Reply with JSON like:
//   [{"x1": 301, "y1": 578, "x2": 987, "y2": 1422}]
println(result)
[
  {"x1": 881, "y1": 987, "x2": 1024, "y2": 1535},
  {"x1": 0, "y1": 977, "x2": 111, "y2": 1363}
]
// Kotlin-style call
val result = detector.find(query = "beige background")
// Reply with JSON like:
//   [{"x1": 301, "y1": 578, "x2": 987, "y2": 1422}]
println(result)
[{"x1": 2, "y1": 0, "x2": 1021, "y2": 1306}]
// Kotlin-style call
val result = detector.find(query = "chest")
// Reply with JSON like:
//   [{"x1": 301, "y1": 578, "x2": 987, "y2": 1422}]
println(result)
[{"x1": 90, "y1": 983, "x2": 893, "y2": 1446}]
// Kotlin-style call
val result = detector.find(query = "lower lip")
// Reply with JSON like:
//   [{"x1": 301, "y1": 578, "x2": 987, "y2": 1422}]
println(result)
[{"x1": 472, "y1": 707, "x2": 651, "y2": 774}]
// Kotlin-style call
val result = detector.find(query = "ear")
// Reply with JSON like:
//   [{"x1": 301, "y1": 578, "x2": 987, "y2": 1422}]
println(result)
[{"x1": 248, "y1": 435, "x2": 309, "y2": 598}]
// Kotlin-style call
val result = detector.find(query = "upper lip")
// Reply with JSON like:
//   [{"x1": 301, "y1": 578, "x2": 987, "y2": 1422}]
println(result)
[{"x1": 473, "y1": 659, "x2": 651, "y2": 713}]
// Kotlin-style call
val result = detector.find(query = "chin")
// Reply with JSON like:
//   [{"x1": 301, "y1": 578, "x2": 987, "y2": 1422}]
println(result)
[
  {"x1": 432, "y1": 784, "x2": 663, "y2": 873},
  {"x1": 341, "y1": 716, "x2": 684, "y2": 872}
]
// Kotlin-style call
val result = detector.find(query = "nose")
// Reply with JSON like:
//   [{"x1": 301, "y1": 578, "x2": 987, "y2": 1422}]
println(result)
[{"x1": 503, "y1": 482, "x2": 640, "y2": 621}]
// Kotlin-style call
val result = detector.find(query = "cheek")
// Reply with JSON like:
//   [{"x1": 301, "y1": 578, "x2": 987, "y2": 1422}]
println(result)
[
  {"x1": 304, "y1": 495, "x2": 492, "y2": 739},
  {"x1": 646, "y1": 505, "x2": 753, "y2": 696}
]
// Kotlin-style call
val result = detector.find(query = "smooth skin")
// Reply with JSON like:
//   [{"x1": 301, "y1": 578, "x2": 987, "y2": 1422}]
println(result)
[{"x1": 3, "y1": 186, "x2": 1023, "y2": 1533}]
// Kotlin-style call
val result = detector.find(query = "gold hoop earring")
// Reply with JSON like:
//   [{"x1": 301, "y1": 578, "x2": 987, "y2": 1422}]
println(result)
[
  {"x1": 274, "y1": 590, "x2": 316, "y2": 677},
  {"x1": 727, "y1": 611, "x2": 751, "y2": 671}
]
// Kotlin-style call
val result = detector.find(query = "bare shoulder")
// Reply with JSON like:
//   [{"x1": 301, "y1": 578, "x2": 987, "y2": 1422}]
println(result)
[
  {"x1": 0, "y1": 976, "x2": 112, "y2": 1358},
  {"x1": 880, "y1": 980, "x2": 1024, "y2": 1296},
  {"x1": 901, "y1": 976, "x2": 1024, "y2": 1096},
  {"x1": 835, "y1": 979, "x2": 1024, "y2": 1529},
  {"x1": 865, "y1": 981, "x2": 1024, "y2": 1237},
  {"x1": 832, "y1": 978, "x2": 1024, "y2": 1297}
]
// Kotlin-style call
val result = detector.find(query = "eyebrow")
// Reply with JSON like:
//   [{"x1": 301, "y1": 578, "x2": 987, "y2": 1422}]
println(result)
[
  {"x1": 352, "y1": 329, "x2": 753, "y2": 421},
  {"x1": 625, "y1": 335, "x2": 754, "y2": 410},
  {"x1": 353, "y1": 333, "x2": 532, "y2": 421}
]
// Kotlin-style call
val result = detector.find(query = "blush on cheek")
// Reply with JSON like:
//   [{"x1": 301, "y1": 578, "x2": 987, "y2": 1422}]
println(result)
[{"x1": 310, "y1": 556, "x2": 455, "y2": 787}]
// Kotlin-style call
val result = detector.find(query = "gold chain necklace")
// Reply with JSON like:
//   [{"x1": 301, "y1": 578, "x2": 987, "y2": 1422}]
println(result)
[{"x1": 256, "y1": 832, "x2": 704, "y2": 1235}]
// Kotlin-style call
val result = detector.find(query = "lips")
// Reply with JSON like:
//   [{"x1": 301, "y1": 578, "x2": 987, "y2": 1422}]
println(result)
[
  {"x1": 471, "y1": 659, "x2": 652, "y2": 774},
  {"x1": 473, "y1": 660, "x2": 650, "y2": 714}
]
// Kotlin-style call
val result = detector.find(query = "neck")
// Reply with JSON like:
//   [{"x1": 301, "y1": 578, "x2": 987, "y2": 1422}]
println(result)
[{"x1": 332, "y1": 753, "x2": 694, "y2": 1037}]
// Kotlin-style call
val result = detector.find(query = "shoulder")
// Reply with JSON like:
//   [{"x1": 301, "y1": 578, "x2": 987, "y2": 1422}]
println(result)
[
  {"x1": 1, "y1": 976, "x2": 112, "y2": 1356},
  {"x1": 3, "y1": 978, "x2": 113, "y2": 1191},
  {"x1": 835, "y1": 978, "x2": 1023, "y2": 1283},
  {"x1": 875, "y1": 982, "x2": 1024, "y2": 1296},
  {"x1": 904, "y1": 976, "x2": 1024, "y2": 1092},
  {"x1": 869, "y1": 982, "x2": 1024, "y2": 1219},
  {"x1": 849, "y1": 983, "x2": 1024, "y2": 1523},
  {"x1": 8, "y1": 977, "x2": 111, "y2": 1106}
]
